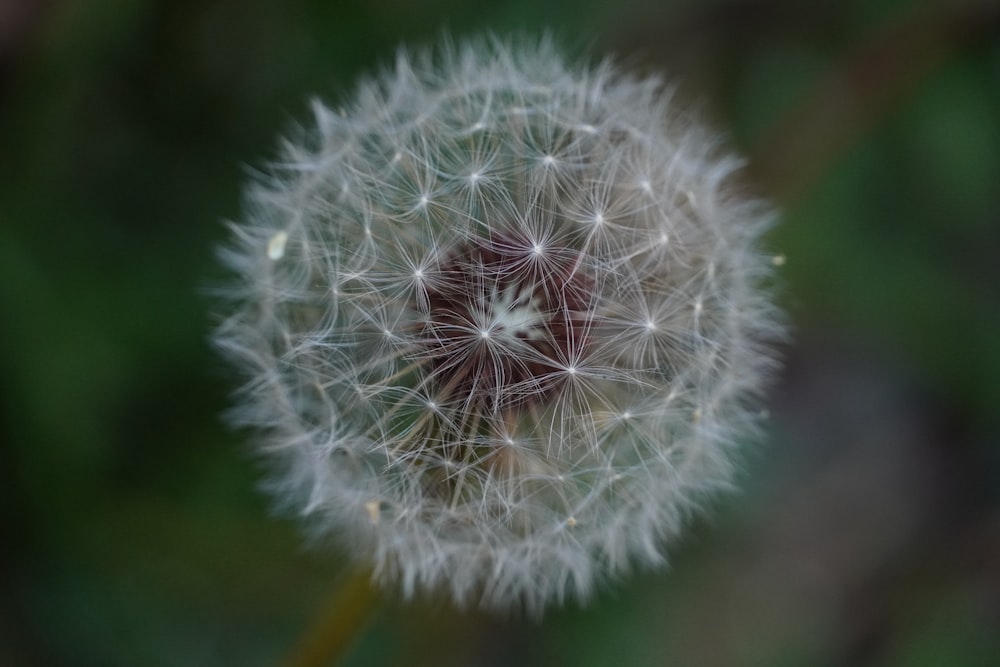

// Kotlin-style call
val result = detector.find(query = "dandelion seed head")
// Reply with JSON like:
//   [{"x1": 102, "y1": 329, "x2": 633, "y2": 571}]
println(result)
[{"x1": 215, "y1": 35, "x2": 784, "y2": 616}]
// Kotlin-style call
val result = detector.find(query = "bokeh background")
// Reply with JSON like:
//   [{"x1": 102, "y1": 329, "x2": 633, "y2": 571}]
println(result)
[{"x1": 3, "y1": 0, "x2": 999, "y2": 665}]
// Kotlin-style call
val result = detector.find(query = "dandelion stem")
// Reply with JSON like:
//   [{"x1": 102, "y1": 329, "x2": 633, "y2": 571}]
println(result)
[{"x1": 282, "y1": 568, "x2": 380, "y2": 667}]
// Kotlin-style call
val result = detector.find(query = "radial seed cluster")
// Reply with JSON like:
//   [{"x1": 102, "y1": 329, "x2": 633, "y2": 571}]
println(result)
[{"x1": 216, "y1": 36, "x2": 784, "y2": 614}]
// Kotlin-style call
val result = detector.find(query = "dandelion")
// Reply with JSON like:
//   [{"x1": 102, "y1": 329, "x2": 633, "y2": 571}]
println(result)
[{"x1": 215, "y1": 35, "x2": 784, "y2": 616}]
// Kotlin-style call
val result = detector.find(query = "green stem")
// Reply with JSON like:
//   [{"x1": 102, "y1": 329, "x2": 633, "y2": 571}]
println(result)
[{"x1": 282, "y1": 568, "x2": 381, "y2": 667}]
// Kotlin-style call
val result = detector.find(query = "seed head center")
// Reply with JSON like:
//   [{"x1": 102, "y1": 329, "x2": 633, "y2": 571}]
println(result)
[
  {"x1": 420, "y1": 233, "x2": 593, "y2": 410},
  {"x1": 488, "y1": 283, "x2": 544, "y2": 340}
]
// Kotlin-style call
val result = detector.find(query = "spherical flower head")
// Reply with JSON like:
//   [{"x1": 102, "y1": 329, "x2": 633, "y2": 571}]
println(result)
[{"x1": 215, "y1": 35, "x2": 784, "y2": 615}]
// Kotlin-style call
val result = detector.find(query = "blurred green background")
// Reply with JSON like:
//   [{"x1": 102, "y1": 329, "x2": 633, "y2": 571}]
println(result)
[{"x1": 2, "y1": 0, "x2": 999, "y2": 665}]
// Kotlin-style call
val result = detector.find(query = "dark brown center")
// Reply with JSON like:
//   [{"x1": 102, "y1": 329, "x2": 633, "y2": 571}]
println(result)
[{"x1": 420, "y1": 233, "x2": 593, "y2": 412}]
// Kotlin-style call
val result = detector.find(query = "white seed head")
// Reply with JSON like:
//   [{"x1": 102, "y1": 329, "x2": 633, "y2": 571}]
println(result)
[{"x1": 215, "y1": 35, "x2": 784, "y2": 616}]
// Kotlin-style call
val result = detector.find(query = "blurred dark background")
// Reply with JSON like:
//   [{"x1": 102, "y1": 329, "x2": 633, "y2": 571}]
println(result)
[{"x1": 2, "y1": 0, "x2": 998, "y2": 665}]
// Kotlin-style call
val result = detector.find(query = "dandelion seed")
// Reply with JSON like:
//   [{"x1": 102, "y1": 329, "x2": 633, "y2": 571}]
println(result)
[
  {"x1": 365, "y1": 501, "x2": 381, "y2": 525},
  {"x1": 267, "y1": 231, "x2": 288, "y2": 260},
  {"x1": 215, "y1": 35, "x2": 784, "y2": 616}
]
